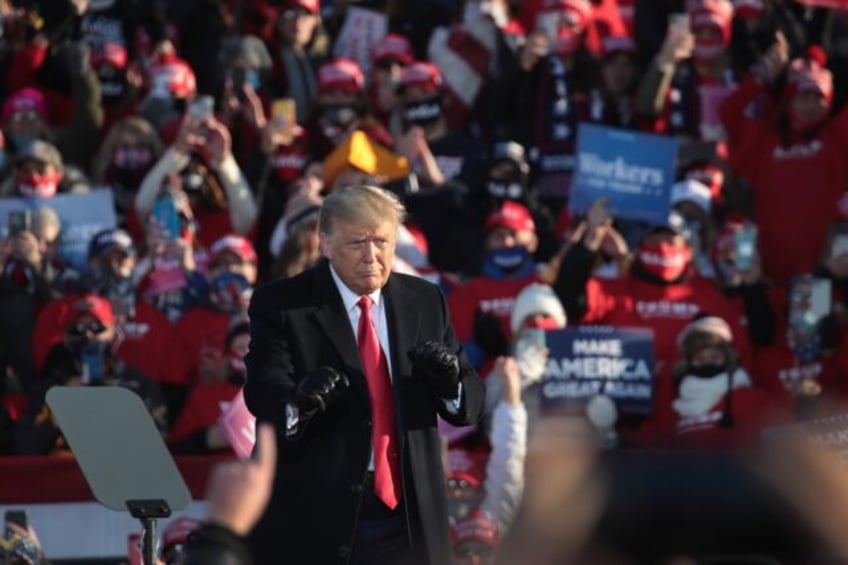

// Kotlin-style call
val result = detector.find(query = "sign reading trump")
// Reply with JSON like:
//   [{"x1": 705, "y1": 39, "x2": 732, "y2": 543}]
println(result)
[
  {"x1": 541, "y1": 326, "x2": 655, "y2": 414},
  {"x1": 569, "y1": 124, "x2": 678, "y2": 225}
]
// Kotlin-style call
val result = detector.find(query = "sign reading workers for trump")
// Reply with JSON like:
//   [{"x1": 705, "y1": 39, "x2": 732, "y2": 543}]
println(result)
[
  {"x1": 541, "y1": 326, "x2": 655, "y2": 415},
  {"x1": 569, "y1": 124, "x2": 678, "y2": 225}
]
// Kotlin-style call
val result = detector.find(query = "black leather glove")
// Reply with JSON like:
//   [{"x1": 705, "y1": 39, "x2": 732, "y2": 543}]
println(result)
[
  {"x1": 472, "y1": 310, "x2": 509, "y2": 358},
  {"x1": 294, "y1": 366, "x2": 349, "y2": 420},
  {"x1": 407, "y1": 341, "x2": 461, "y2": 399}
]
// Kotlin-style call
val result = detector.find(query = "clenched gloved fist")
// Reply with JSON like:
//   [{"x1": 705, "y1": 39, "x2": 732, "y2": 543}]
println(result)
[
  {"x1": 294, "y1": 366, "x2": 349, "y2": 420},
  {"x1": 407, "y1": 341, "x2": 461, "y2": 399}
]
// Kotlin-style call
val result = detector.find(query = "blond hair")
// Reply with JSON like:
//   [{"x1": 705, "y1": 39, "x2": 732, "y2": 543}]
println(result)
[{"x1": 318, "y1": 185, "x2": 406, "y2": 236}]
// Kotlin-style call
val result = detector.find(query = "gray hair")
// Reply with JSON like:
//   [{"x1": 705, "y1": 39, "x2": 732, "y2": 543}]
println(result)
[{"x1": 318, "y1": 185, "x2": 406, "y2": 236}]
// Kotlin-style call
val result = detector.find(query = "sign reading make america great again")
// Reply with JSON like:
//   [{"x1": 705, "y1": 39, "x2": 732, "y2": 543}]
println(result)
[{"x1": 541, "y1": 326, "x2": 655, "y2": 415}]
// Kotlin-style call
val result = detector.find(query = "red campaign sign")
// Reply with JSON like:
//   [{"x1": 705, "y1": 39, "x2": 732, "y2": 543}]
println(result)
[
  {"x1": 218, "y1": 390, "x2": 256, "y2": 459},
  {"x1": 793, "y1": 0, "x2": 848, "y2": 8}
]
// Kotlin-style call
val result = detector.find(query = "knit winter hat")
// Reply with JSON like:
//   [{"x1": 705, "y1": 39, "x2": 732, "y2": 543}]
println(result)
[
  {"x1": 677, "y1": 315, "x2": 733, "y2": 359},
  {"x1": 510, "y1": 283, "x2": 567, "y2": 334}
]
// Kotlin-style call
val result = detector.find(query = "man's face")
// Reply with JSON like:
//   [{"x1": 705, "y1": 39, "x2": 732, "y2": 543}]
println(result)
[
  {"x1": 93, "y1": 249, "x2": 136, "y2": 279},
  {"x1": 320, "y1": 217, "x2": 396, "y2": 295},
  {"x1": 486, "y1": 227, "x2": 538, "y2": 253},
  {"x1": 790, "y1": 91, "x2": 827, "y2": 127},
  {"x1": 6, "y1": 109, "x2": 46, "y2": 142}
]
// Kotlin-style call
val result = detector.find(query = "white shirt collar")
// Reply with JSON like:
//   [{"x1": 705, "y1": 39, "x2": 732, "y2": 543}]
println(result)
[{"x1": 328, "y1": 263, "x2": 382, "y2": 313}]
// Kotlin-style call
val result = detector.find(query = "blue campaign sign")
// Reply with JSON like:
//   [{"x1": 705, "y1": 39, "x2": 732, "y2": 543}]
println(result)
[
  {"x1": 569, "y1": 123, "x2": 678, "y2": 225},
  {"x1": 0, "y1": 189, "x2": 117, "y2": 271},
  {"x1": 540, "y1": 325, "x2": 655, "y2": 415}
]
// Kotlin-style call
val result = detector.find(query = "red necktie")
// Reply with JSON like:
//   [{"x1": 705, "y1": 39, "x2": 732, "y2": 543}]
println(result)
[{"x1": 357, "y1": 296, "x2": 401, "y2": 509}]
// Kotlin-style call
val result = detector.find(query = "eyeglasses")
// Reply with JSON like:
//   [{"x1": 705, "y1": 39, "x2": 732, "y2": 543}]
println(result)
[{"x1": 68, "y1": 320, "x2": 107, "y2": 337}]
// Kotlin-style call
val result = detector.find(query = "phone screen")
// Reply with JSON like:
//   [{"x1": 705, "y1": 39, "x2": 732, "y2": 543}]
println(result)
[
  {"x1": 189, "y1": 95, "x2": 214, "y2": 120},
  {"x1": 669, "y1": 13, "x2": 690, "y2": 32},
  {"x1": 153, "y1": 196, "x2": 181, "y2": 240},
  {"x1": 809, "y1": 278, "x2": 833, "y2": 322},
  {"x1": 734, "y1": 225, "x2": 757, "y2": 271},
  {"x1": 271, "y1": 98, "x2": 296, "y2": 143},
  {"x1": 81, "y1": 347, "x2": 104, "y2": 384},
  {"x1": 7, "y1": 210, "x2": 31, "y2": 237},
  {"x1": 515, "y1": 328, "x2": 546, "y2": 355}
]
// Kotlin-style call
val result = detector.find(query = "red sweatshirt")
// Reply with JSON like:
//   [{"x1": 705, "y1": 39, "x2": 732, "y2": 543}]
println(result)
[
  {"x1": 114, "y1": 302, "x2": 175, "y2": 382},
  {"x1": 169, "y1": 380, "x2": 241, "y2": 443},
  {"x1": 448, "y1": 273, "x2": 541, "y2": 343},
  {"x1": 161, "y1": 307, "x2": 230, "y2": 386},
  {"x1": 581, "y1": 274, "x2": 749, "y2": 412},
  {"x1": 720, "y1": 77, "x2": 848, "y2": 283}
]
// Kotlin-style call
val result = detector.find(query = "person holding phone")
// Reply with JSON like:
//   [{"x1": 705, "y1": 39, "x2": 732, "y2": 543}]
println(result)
[
  {"x1": 134, "y1": 111, "x2": 259, "y2": 248},
  {"x1": 16, "y1": 295, "x2": 167, "y2": 455},
  {"x1": 719, "y1": 38, "x2": 848, "y2": 284}
]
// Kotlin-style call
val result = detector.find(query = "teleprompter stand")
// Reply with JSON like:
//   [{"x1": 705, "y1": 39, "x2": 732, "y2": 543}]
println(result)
[{"x1": 46, "y1": 386, "x2": 191, "y2": 565}]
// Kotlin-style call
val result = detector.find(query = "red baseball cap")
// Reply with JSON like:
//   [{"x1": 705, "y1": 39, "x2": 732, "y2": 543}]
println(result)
[
  {"x1": 91, "y1": 42, "x2": 129, "y2": 70},
  {"x1": 148, "y1": 58, "x2": 197, "y2": 99},
  {"x1": 211, "y1": 235, "x2": 258, "y2": 265},
  {"x1": 397, "y1": 62, "x2": 442, "y2": 93},
  {"x1": 485, "y1": 201, "x2": 536, "y2": 234},
  {"x1": 285, "y1": 0, "x2": 320, "y2": 15},
  {"x1": 371, "y1": 33, "x2": 414, "y2": 66},
  {"x1": 317, "y1": 58, "x2": 364, "y2": 93},
  {"x1": 71, "y1": 295, "x2": 116, "y2": 328},
  {"x1": 2, "y1": 88, "x2": 48, "y2": 124}
]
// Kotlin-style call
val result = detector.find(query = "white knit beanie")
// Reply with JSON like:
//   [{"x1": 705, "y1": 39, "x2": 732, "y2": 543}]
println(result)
[{"x1": 510, "y1": 283, "x2": 567, "y2": 334}]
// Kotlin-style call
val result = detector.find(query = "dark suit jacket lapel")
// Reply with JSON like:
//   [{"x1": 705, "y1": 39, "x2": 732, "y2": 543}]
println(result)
[
  {"x1": 383, "y1": 274, "x2": 420, "y2": 385},
  {"x1": 310, "y1": 262, "x2": 369, "y2": 403}
]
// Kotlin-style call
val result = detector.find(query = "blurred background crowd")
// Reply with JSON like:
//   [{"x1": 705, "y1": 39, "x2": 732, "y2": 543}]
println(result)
[{"x1": 1, "y1": 0, "x2": 848, "y2": 562}]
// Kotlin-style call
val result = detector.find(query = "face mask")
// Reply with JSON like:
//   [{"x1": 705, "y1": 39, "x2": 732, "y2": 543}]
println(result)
[
  {"x1": 688, "y1": 363, "x2": 727, "y2": 379},
  {"x1": 488, "y1": 246, "x2": 531, "y2": 273},
  {"x1": 97, "y1": 65, "x2": 128, "y2": 105},
  {"x1": 18, "y1": 171, "x2": 60, "y2": 198},
  {"x1": 321, "y1": 104, "x2": 359, "y2": 129},
  {"x1": 553, "y1": 30, "x2": 582, "y2": 57},
  {"x1": 209, "y1": 272, "x2": 253, "y2": 313},
  {"x1": 692, "y1": 40, "x2": 726, "y2": 65},
  {"x1": 636, "y1": 242, "x2": 691, "y2": 281},
  {"x1": 403, "y1": 96, "x2": 443, "y2": 127},
  {"x1": 487, "y1": 179, "x2": 524, "y2": 201}
]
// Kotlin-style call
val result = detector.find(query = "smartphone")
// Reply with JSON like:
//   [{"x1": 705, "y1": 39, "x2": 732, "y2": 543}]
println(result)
[
  {"x1": 152, "y1": 196, "x2": 182, "y2": 240},
  {"x1": 271, "y1": 98, "x2": 296, "y2": 143},
  {"x1": 734, "y1": 225, "x2": 758, "y2": 271},
  {"x1": 81, "y1": 345, "x2": 104, "y2": 384},
  {"x1": 831, "y1": 234, "x2": 848, "y2": 258},
  {"x1": 810, "y1": 278, "x2": 833, "y2": 322},
  {"x1": 7, "y1": 209, "x2": 31, "y2": 237},
  {"x1": 189, "y1": 95, "x2": 214, "y2": 120},
  {"x1": 5, "y1": 509, "x2": 28, "y2": 532},
  {"x1": 669, "y1": 12, "x2": 690, "y2": 32}
]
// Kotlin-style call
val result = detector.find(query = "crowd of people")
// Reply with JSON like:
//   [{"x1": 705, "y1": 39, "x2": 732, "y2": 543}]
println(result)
[{"x1": 1, "y1": 0, "x2": 848, "y2": 562}]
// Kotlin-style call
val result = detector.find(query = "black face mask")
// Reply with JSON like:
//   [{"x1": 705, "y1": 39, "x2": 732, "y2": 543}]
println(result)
[
  {"x1": 487, "y1": 177, "x2": 525, "y2": 201},
  {"x1": 403, "y1": 96, "x2": 443, "y2": 127},
  {"x1": 97, "y1": 65, "x2": 128, "y2": 106},
  {"x1": 687, "y1": 363, "x2": 727, "y2": 379},
  {"x1": 321, "y1": 104, "x2": 359, "y2": 129}
]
